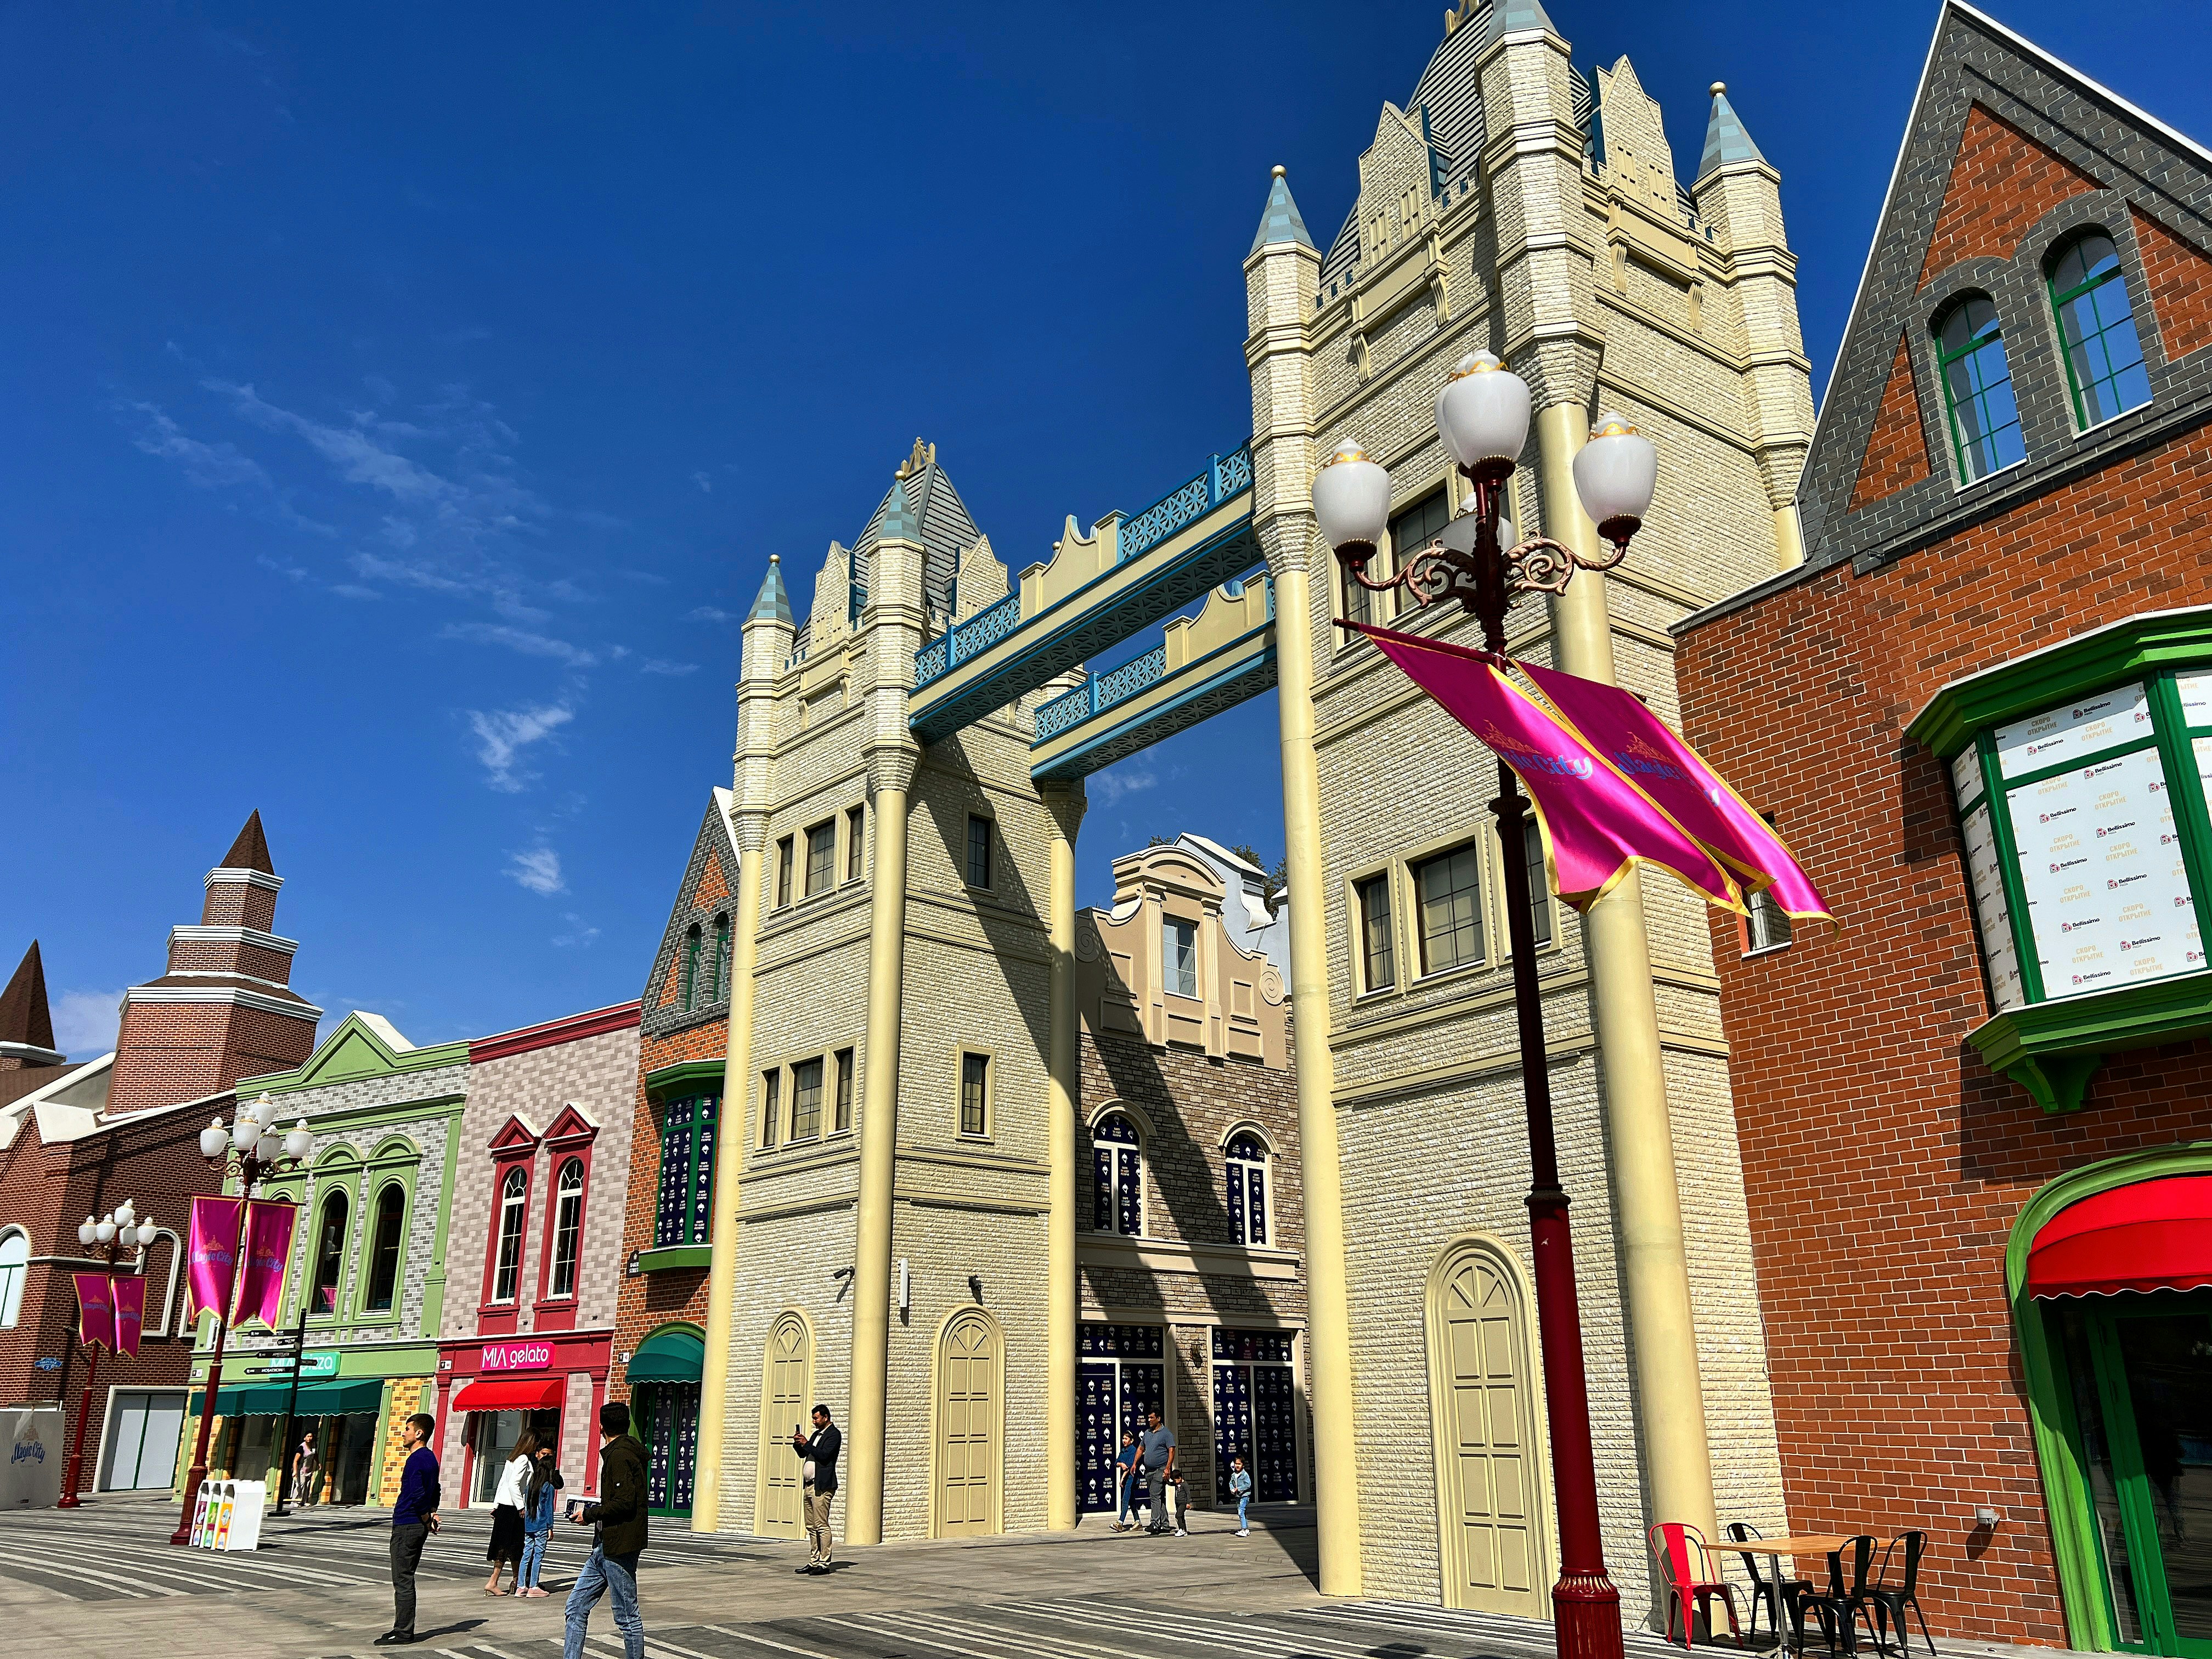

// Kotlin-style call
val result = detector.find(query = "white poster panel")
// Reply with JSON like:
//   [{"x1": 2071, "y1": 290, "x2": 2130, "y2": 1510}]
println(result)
[
  {"x1": 1952, "y1": 747, "x2": 1986, "y2": 809},
  {"x1": 1995, "y1": 682, "x2": 2152, "y2": 778},
  {"x1": 2009, "y1": 745, "x2": 2200, "y2": 998},
  {"x1": 2179, "y1": 673, "x2": 2212, "y2": 729},
  {"x1": 1962, "y1": 805, "x2": 2024, "y2": 1011}
]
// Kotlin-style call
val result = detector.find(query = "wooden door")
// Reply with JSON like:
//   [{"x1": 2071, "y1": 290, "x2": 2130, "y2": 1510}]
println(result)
[
  {"x1": 757, "y1": 1314, "x2": 811, "y2": 1538},
  {"x1": 1431, "y1": 1245, "x2": 1546, "y2": 1615},
  {"x1": 935, "y1": 1311, "x2": 1000, "y2": 1536}
]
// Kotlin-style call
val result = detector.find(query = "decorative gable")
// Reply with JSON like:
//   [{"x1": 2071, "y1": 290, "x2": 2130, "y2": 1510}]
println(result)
[
  {"x1": 541, "y1": 1104, "x2": 598, "y2": 1144},
  {"x1": 488, "y1": 1113, "x2": 541, "y2": 1154},
  {"x1": 695, "y1": 851, "x2": 729, "y2": 910},
  {"x1": 1918, "y1": 104, "x2": 2101, "y2": 287},
  {"x1": 640, "y1": 792, "x2": 744, "y2": 1039},
  {"x1": 1849, "y1": 333, "x2": 1933, "y2": 509}
]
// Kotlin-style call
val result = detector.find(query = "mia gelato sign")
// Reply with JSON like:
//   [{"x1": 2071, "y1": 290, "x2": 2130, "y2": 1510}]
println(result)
[{"x1": 482, "y1": 1340, "x2": 554, "y2": 1372}]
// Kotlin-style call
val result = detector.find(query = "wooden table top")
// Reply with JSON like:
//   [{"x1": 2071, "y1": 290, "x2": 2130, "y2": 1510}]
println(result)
[{"x1": 1729, "y1": 1536, "x2": 1852, "y2": 1555}]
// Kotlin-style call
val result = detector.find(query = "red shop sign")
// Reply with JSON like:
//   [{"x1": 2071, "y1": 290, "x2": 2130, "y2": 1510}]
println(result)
[{"x1": 481, "y1": 1339, "x2": 555, "y2": 1372}]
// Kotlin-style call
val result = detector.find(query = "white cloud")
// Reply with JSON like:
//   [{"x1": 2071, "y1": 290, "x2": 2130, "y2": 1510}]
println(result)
[
  {"x1": 506, "y1": 845, "x2": 566, "y2": 896},
  {"x1": 51, "y1": 989, "x2": 126, "y2": 1058},
  {"x1": 640, "y1": 658, "x2": 698, "y2": 676},
  {"x1": 1090, "y1": 764, "x2": 1158, "y2": 806},
  {"x1": 442, "y1": 622, "x2": 598, "y2": 668},
  {"x1": 552, "y1": 913, "x2": 600, "y2": 948},
  {"x1": 691, "y1": 471, "x2": 713, "y2": 493},
  {"x1": 465, "y1": 703, "x2": 574, "y2": 792},
  {"x1": 686, "y1": 606, "x2": 733, "y2": 623},
  {"x1": 124, "y1": 401, "x2": 270, "y2": 489},
  {"x1": 331, "y1": 583, "x2": 382, "y2": 601}
]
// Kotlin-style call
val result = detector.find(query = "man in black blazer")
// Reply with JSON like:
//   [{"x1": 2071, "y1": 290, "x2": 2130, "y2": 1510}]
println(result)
[{"x1": 791, "y1": 1404, "x2": 842, "y2": 1573}]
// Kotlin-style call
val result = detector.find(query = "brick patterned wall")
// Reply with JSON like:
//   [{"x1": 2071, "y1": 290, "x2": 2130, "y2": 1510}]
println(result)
[
  {"x1": 2131, "y1": 208, "x2": 2212, "y2": 364},
  {"x1": 610, "y1": 1014, "x2": 725, "y2": 1398},
  {"x1": 1675, "y1": 420, "x2": 2212, "y2": 1647},
  {"x1": 1850, "y1": 332, "x2": 1933, "y2": 507},
  {"x1": 1918, "y1": 104, "x2": 2101, "y2": 287},
  {"x1": 109, "y1": 1001, "x2": 317, "y2": 1116},
  {"x1": 375, "y1": 1376, "x2": 432, "y2": 1506}
]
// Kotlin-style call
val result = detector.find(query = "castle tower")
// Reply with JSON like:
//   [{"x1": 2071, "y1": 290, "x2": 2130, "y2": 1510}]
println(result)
[{"x1": 106, "y1": 810, "x2": 322, "y2": 1115}]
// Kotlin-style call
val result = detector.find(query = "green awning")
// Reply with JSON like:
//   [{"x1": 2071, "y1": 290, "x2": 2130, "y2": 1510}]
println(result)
[
  {"x1": 627, "y1": 1328, "x2": 704, "y2": 1382},
  {"x1": 190, "y1": 1379, "x2": 383, "y2": 1417}
]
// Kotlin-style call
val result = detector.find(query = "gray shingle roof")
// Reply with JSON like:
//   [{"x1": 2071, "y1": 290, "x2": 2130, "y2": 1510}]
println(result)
[{"x1": 850, "y1": 450, "x2": 982, "y2": 623}]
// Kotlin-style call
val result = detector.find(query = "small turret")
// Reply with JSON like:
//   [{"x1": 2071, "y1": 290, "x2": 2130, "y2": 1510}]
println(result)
[
  {"x1": 1697, "y1": 81, "x2": 1768, "y2": 180},
  {"x1": 1249, "y1": 165, "x2": 1315, "y2": 256}
]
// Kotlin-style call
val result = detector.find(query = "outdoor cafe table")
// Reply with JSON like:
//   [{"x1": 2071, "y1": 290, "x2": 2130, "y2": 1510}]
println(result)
[{"x1": 1727, "y1": 1536, "x2": 1852, "y2": 1651}]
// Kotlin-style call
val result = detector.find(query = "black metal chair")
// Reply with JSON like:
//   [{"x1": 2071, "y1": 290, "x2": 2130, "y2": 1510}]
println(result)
[
  {"x1": 1790, "y1": 1535, "x2": 1881, "y2": 1656},
  {"x1": 1865, "y1": 1532, "x2": 1937, "y2": 1657},
  {"x1": 1728, "y1": 1522, "x2": 1812, "y2": 1647}
]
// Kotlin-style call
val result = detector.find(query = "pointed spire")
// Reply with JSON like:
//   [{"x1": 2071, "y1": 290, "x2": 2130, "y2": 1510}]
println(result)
[
  {"x1": 1249, "y1": 165, "x2": 1314, "y2": 256},
  {"x1": 1487, "y1": 0, "x2": 1558, "y2": 40},
  {"x1": 219, "y1": 809, "x2": 274, "y2": 876},
  {"x1": 1698, "y1": 82, "x2": 1767, "y2": 179},
  {"x1": 877, "y1": 477, "x2": 921, "y2": 544},
  {"x1": 747, "y1": 554, "x2": 794, "y2": 626},
  {"x1": 0, "y1": 941, "x2": 57, "y2": 1055}
]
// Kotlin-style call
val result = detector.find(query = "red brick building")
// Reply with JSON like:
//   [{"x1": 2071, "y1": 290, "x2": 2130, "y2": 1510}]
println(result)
[
  {"x1": 1672, "y1": 7, "x2": 2212, "y2": 1651},
  {"x1": 0, "y1": 811, "x2": 323, "y2": 1497}
]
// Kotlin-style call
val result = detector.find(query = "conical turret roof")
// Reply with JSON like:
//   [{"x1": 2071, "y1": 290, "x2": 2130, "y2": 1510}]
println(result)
[
  {"x1": 1698, "y1": 82, "x2": 1768, "y2": 178},
  {"x1": 219, "y1": 809, "x2": 274, "y2": 876},
  {"x1": 748, "y1": 554, "x2": 795, "y2": 626},
  {"x1": 1249, "y1": 167, "x2": 1316, "y2": 255},
  {"x1": 0, "y1": 941, "x2": 55, "y2": 1053}
]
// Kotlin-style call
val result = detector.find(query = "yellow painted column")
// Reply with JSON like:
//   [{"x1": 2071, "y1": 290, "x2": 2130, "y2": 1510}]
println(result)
[
  {"x1": 692, "y1": 836, "x2": 761, "y2": 1531},
  {"x1": 1773, "y1": 501, "x2": 1807, "y2": 571},
  {"x1": 1042, "y1": 782, "x2": 1084, "y2": 1532},
  {"x1": 1536, "y1": 400, "x2": 1719, "y2": 1541},
  {"x1": 1272, "y1": 555, "x2": 1362, "y2": 1595},
  {"x1": 847, "y1": 761, "x2": 913, "y2": 1546}
]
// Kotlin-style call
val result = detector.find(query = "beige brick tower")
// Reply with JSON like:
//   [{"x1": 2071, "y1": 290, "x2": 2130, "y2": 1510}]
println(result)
[{"x1": 1244, "y1": 0, "x2": 1810, "y2": 1620}]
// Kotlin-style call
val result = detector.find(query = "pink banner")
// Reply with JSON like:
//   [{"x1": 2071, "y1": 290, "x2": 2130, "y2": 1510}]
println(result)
[
  {"x1": 234, "y1": 1200, "x2": 298, "y2": 1331},
  {"x1": 184, "y1": 1195, "x2": 244, "y2": 1324},
  {"x1": 72, "y1": 1273, "x2": 115, "y2": 1352},
  {"x1": 1352, "y1": 624, "x2": 1741, "y2": 913},
  {"x1": 1515, "y1": 659, "x2": 1836, "y2": 927},
  {"x1": 112, "y1": 1276, "x2": 145, "y2": 1358}
]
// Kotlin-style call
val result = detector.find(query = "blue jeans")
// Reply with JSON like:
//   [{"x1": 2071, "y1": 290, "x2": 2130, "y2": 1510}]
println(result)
[
  {"x1": 520, "y1": 1529, "x2": 550, "y2": 1589},
  {"x1": 563, "y1": 1545, "x2": 641, "y2": 1659},
  {"x1": 1116, "y1": 1469, "x2": 1139, "y2": 1525},
  {"x1": 1238, "y1": 1494, "x2": 1250, "y2": 1529}
]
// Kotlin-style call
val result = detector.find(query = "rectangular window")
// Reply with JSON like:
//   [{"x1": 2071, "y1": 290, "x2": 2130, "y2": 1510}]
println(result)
[
  {"x1": 833, "y1": 1047, "x2": 855, "y2": 1132},
  {"x1": 789, "y1": 1057, "x2": 823, "y2": 1141},
  {"x1": 653, "y1": 1094, "x2": 720, "y2": 1248},
  {"x1": 1388, "y1": 489, "x2": 1451, "y2": 617},
  {"x1": 1523, "y1": 818, "x2": 1554, "y2": 949},
  {"x1": 960, "y1": 1052, "x2": 989, "y2": 1137},
  {"x1": 1340, "y1": 563, "x2": 1372, "y2": 629},
  {"x1": 1415, "y1": 842, "x2": 1485, "y2": 975},
  {"x1": 760, "y1": 1070, "x2": 781, "y2": 1149},
  {"x1": 805, "y1": 820, "x2": 836, "y2": 898},
  {"x1": 1745, "y1": 888, "x2": 1793, "y2": 955},
  {"x1": 845, "y1": 806, "x2": 865, "y2": 881},
  {"x1": 1165, "y1": 917, "x2": 1199, "y2": 998},
  {"x1": 775, "y1": 837, "x2": 794, "y2": 909},
  {"x1": 967, "y1": 815, "x2": 993, "y2": 889},
  {"x1": 1356, "y1": 874, "x2": 1395, "y2": 992}
]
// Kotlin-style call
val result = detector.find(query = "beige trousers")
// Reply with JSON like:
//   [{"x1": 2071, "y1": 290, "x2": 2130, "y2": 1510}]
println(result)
[{"x1": 804, "y1": 1483, "x2": 834, "y2": 1564}]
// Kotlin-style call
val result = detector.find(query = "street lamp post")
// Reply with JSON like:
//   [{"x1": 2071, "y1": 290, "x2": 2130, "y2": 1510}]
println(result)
[
  {"x1": 269, "y1": 1280, "x2": 315, "y2": 1517},
  {"x1": 56, "y1": 1201, "x2": 160, "y2": 1508},
  {"x1": 1313, "y1": 353, "x2": 1658, "y2": 1659},
  {"x1": 170, "y1": 1094, "x2": 314, "y2": 1547}
]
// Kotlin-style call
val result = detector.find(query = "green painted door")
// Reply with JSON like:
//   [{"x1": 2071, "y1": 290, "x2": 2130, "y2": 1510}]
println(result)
[{"x1": 2057, "y1": 1294, "x2": 2212, "y2": 1655}]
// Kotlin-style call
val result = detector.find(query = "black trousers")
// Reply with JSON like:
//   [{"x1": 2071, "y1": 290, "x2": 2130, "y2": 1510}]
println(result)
[{"x1": 391, "y1": 1522, "x2": 429, "y2": 1634}]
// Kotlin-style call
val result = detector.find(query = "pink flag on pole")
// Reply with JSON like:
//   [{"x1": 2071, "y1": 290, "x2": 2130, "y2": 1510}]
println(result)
[
  {"x1": 1351, "y1": 623, "x2": 1742, "y2": 913},
  {"x1": 184, "y1": 1195, "x2": 244, "y2": 1324},
  {"x1": 234, "y1": 1200, "x2": 298, "y2": 1331},
  {"x1": 72, "y1": 1273, "x2": 115, "y2": 1352},
  {"x1": 111, "y1": 1276, "x2": 145, "y2": 1358},
  {"x1": 1514, "y1": 659, "x2": 1836, "y2": 927}
]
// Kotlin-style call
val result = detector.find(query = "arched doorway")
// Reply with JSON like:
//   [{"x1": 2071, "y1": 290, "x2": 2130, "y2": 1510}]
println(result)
[
  {"x1": 1426, "y1": 1237, "x2": 1550, "y2": 1616},
  {"x1": 755, "y1": 1312, "x2": 812, "y2": 1539},
  {"x1": 934, "y1": 1309, "x2": 1001, "y2": 1537}
]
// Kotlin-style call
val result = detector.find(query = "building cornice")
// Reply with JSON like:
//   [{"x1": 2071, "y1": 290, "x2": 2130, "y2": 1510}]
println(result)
[
  {"x1": 170, "y1": 924, "x2": 300, "y2": 954},
  {"x1": 0, "y1": 1040, "x2": 66, "y2": 1068},
  {"x1": 471, "y1": 1001, "x2": 642, "y2": 1064},
  {"x1": 204, "y1": 868, "x2": 283, "y2": 893},
  {"x1": 123, "y1": 984, "x2": 323, "y2": 1019}
]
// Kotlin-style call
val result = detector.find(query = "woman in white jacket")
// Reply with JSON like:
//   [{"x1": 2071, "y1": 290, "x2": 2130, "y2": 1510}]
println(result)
[{"x1": 483, "y1": 1429, "x2": 538, "y2": 1595}]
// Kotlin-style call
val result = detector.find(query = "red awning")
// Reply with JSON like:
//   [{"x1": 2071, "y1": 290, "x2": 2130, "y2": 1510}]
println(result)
[
  {"x1": 2028, "y1": 1176, "x2": 2212, "y2": 1299},
  {"x1": 451, "y1": 1376, "x2": 567, "y2": 1412}
]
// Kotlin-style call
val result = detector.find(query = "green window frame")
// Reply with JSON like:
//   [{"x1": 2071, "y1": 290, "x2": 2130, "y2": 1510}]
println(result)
[
  {"x1": 2049, "y1": 232, "x2": 2152, "y2": 432},
  {"x1": 682, "y1": 924, "x2": 703, "y2": 1008},
  {"x1": 1935, "y1": 294, "x2": 2027, "y2": 483},
  {"x1": 1909, "y1": 611, "x2": 2212, "y2": 1111},
  {"x1": 710, "y1": 914, "x2": 729, "y2": 1002},
  {"x1": 652, "y1": 1092, "x2": 719, "y2": 1249}
]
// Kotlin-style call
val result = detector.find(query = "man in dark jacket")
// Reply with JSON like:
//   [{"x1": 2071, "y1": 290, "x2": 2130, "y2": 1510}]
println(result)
[
  {"x1": 563, "y1": 1400, "x2": 648, "y2": 1659},
  {"x1": 791, "y1": 1404, "x2": 840, "y2": 1573},
  {"x1": 377, "y1": 1413, "x2": 442, "y2": 1645}
]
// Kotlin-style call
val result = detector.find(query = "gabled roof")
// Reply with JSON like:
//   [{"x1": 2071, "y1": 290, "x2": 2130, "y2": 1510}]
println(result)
[
  {"x1": 243, "y1": 1010, "x2": 467, "y2": 1098},
  {"x1": 847, "y1": 443, "x2": 983, "y2": 626},
  {"x1": 640, "y1": 789, "x2": 746, "y2": 1040}
]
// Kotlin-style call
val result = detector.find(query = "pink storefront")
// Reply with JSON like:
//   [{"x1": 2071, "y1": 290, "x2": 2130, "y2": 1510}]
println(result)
[{"x1": 436, "y1": 1331, "x2": 612, "y2": 1504}]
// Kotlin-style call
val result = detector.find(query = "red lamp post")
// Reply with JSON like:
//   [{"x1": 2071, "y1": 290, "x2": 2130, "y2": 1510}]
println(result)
[
  {"x1": 1312, "y1": 353, "x2": 1658, "y2": 1659},
  {"x1": 56, "y1": 1202, "x2": 156, "y2": 1508},
  {"x1": 170, "y1": 1095, "x2": 313, "y2": 1547}
]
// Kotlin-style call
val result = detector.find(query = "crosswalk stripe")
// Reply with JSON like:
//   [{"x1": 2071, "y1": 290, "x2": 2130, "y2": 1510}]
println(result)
[
  {"x1": 875, "y1": 1606, "x2": 1127, "y2": 1659},
  {"x1": 1008, "y1": 1598, "x2": 1381, "y2": 1658},
  {"x1": 822, "y1": 1611, "x2": 1058, "y2": 1659},
  {"x1": 699, "y1": 1621, "x2": 851, "y2": 1659}
]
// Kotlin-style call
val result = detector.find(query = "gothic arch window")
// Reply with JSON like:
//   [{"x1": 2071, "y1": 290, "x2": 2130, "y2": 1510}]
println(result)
[
  {"x1": 491, "y1": 1166, "x2": 528, "y2": 1304},
  {"x1": 710, "y1": 914, "x2": 731, "y2": 1002},
  {"x1": 2048, "y1": 232, "x2": 2151, "y2": 430},
  {"x1": 0, "y1": 1228, "x2": 25, "y2": 1327},
  {"x1": 1093, "y1": 1111, "x2": 1144, "y2": 1238},
  {"x1": 682, "y1": 923, "x2": 704, "y2": 1009},
  {"x1": 1227, "y1": 1132, "x2": 1271, "y2": 1248},
  {"x1": 1934, "y1": 294, "x2": 2026, "y2": 483}
]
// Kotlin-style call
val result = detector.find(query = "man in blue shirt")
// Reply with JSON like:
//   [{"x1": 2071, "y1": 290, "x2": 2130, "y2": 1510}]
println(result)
[{"x1": 377, "y1": 1413, "x2": 442, "y2": 1646}]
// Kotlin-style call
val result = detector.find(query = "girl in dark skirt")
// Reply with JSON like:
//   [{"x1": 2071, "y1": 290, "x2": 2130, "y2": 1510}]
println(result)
[{"x1": 483, "y1": 1429, "x2": 537, "y2": 1595}]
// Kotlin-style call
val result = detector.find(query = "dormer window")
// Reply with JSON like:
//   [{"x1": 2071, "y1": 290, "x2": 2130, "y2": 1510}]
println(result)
[{"x1": 1165, "y1": 917, "x2": 1199, "y2": 999}]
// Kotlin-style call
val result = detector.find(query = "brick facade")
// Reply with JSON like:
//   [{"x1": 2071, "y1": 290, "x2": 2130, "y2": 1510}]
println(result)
[
  {"x1": 1849, "y1": 332, "x2": 1932, "y2": 507},
  {"x1": 1917, "y1": 104, "x2": 2100, "y2": 287}
]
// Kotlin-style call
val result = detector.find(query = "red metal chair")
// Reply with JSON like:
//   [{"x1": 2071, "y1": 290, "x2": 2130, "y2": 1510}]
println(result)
[{"x1": 1649, "y1": 1522, "x2": 1745, "y2": 1650}]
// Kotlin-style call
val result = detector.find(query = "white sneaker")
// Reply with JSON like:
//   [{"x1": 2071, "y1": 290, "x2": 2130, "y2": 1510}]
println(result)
[
  {"x1": 1237, "y1": 1528, "x2": 1249, "y2": 1537},
  {"x1": 1174, "y1": 1528, "x2": 1187, "y2": 1537}
]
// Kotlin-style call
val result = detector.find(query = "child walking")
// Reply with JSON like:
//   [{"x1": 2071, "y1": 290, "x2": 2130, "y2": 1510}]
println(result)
[
  {"x1": 1229, "y1": 1455, "x2": 1252, "y2": 1537},
  {"x1": 1110, "y1": 1431, "x2": 1141, "y2": 1532},
  {"x1": 517, "y1": 1441, "x2": 564, "y2": 1596}
]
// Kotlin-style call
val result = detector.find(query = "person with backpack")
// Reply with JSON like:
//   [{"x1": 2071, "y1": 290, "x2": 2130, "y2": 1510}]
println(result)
[
  {"x1": 518, "y1": 1441, "x2": 564, "y2": 1596},
  {"x1": 562, "y1": 1401, "x2": 647, "y2": 1659}
]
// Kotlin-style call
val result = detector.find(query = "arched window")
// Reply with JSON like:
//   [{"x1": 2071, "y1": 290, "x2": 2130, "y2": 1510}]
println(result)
[
  {"x1": 1093, "y1": 1113, "x2": 1143, "y2": 1238},
  {"x1": 2049, "y1": 232, "x2": 2151, "y2": 430},
  {"x1": 1935, "y1": 295, "x2": 2027, "y2": 483},
  {"x1": 711, "y1": 914, "x2": 731, "y2": 1003},
  {"x1": 549, "y1": 1159, "x2": 585, "y2": 1299},
  {"x1": 682, "y1": 924, "x2": 703, "y2": 1009},
  {"x1": 492, "y1": 1167, "x2": 528, "y2": 1303},
  {"x1": 363, "y1": 1184, "x2": 407, "y2": 1313},
  {"x1": 0, "y1": 1229, "x2": 26, "y2": 1327},
  {"x1": 1227, "y1": 1133, "x2": 1271, "y2": 1248},
  {"x1": 311, "y1": 1189, "x2": 349, "y2": 1317}
]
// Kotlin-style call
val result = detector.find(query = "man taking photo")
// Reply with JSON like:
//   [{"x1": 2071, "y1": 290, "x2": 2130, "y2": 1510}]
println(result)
[{"x1": 563, "y1": 1400, "x2": 648, "y2": 1659}]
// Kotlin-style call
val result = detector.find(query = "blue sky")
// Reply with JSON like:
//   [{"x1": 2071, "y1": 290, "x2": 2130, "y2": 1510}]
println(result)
[{"x1": 3, "y1": 1, "x2": 2204, "y2": 1052}]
